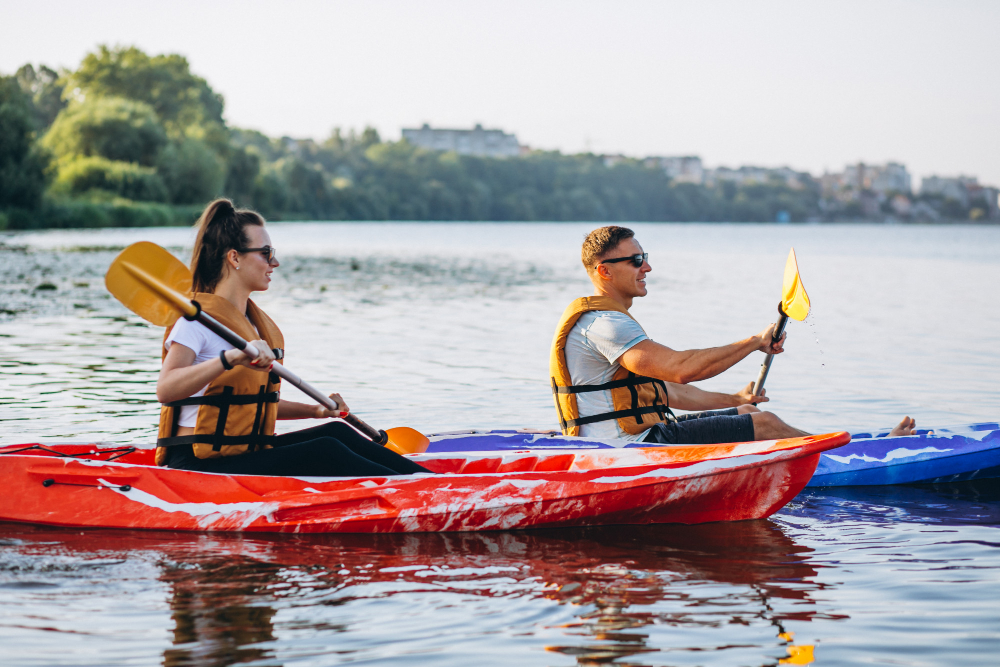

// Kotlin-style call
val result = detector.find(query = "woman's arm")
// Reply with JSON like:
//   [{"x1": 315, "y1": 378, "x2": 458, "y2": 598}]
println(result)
[
  {"x1": 666, "y1": 381, "x2": 769, "y2": 412},
  {"x1": 277, "y1": 393, "x2": 349, "y2": 420},
  {"x1": 156, "y1": 339, "x2": 275, "y2": 404}
]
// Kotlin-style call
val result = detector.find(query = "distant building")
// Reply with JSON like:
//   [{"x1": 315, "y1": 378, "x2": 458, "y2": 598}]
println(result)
[
  {"x1": 703, "y1": 165, "x2": 808, "y2": 189},
  {"x1": 402, "y1": 123, "x2": 521, "y2": 158},
  {"x1": 839, "y1": 162, "x2": 912, "y2": 194},
  {"x1": 644, "y1": 156, "x2": 704, "y2": 184},
  {"x1": 602, "y1": 154, "x2": 629, "y2": 168},
  {"x1": 920, "y1": 175, "x2": 979, "y2": 207},
  {"x1": 921, "y1": 175, "x2": 1000, "y2": 218}
]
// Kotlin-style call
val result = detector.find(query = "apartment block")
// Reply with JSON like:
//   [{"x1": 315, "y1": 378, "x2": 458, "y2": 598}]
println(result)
[{"x1": 402, "y1": 124, "x2": 521, "y2": 158}]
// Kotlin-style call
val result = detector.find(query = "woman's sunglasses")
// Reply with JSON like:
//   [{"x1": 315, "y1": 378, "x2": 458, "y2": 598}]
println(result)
[
  {"x1": 239, "y1": 246, "x2": 278, "y2": 263},
  {"x1": 600, "y1": 253, "x2": 648, "y2": 268}
]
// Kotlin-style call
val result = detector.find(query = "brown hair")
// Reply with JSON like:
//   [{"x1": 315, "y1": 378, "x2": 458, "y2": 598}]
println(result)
[
  {"x1": 581, "y1": 226, "x2": 635, "y2": 270},
  {"x1": 190, "y1": 199, "x2": 266, "y2": 293}
]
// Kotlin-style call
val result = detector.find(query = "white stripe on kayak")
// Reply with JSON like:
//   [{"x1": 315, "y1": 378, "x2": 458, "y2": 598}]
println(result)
[
  {"x1": 823, "y1": 446, "x2": 953, "y2": 465},
  {"x1": 99, "y1": 478, "x2": 278, "y2": 529}
]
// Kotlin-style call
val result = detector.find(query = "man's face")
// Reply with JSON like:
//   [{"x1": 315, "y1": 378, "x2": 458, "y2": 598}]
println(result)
[{"x1": 597, "y1": 237, "x2": 651, "y2": 298}]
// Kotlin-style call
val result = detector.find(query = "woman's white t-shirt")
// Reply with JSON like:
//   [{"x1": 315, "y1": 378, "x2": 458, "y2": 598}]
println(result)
[{"x1": 163, "y1": 318, "x2": 243, "y2": 427}]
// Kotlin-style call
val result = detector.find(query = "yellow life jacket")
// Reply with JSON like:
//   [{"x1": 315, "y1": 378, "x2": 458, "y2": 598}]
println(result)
[
  {"x1": 155, "y1": 293, "x2": 284, "y2": 466},
  {"x1": 549, "y1": 296, "x2": 674, "y2": 437}
]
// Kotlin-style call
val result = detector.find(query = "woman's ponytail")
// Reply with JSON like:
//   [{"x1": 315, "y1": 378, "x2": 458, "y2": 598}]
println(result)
[{"x1": 190, "y1": 198, "x2": 265, "y2": 293}]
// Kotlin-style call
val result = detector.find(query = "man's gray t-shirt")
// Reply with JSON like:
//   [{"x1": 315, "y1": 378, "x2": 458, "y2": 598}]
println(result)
[{"x1": 564, "y1": 311, "x2": 650, "y2": 441}]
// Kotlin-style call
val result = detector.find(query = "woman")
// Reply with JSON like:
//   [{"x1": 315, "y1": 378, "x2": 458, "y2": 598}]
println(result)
[{"x1": 155, "y1": 198, "x2": 430, "y2": 477}]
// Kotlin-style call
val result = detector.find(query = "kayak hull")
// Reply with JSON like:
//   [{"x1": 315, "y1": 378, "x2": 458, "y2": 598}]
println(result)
[
  {"x1": 0, "y1": 433, "x2": 848, "y2": 533},
  {"x1": 807, "y1": 422, "x2": 1000, "y2": 487},
  {"x1": 422, "y1": 421, "x2": 1000, "y2": 488}
]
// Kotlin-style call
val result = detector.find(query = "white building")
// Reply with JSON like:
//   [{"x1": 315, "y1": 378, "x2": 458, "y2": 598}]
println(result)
[
  {"x1": 921, "y1": 175, "x2": 1000, "y2": 217},
  {"x1": 644, "y1": 156, "x2": 704, "y2": 184},
  {"x1": 402, "y1": 124, "x2": 521, "y2": 158},
  {"x1": 840, "y1": 162, "x2": 912, "y2": 194},
  {"x1": 919, "y1": 175, "x2": 979, "y2": 206},
  {"x1": 704, "y1": 165, "x2": 807, "y2": 189}
]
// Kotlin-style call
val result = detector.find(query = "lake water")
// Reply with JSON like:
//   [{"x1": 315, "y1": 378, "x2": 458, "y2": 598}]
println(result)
[{"x1": 1, "y1": 222, "x2": 998, "y2": 665}]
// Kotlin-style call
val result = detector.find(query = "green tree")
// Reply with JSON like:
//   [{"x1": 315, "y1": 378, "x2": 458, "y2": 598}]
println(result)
[
  {"x1": 65, "y1": 45, "x2": 225, "y2": 138},
  {"x1": 0, "y1": 76, "x2": 50, "y2": 209},
  {"x1": 155, "y1": 138, "x2": 225, "y2": 204},
  {"x1": 15, "y1": 64, "x2": 66, "y2": 130},
  {"x1": 43, "y1": 96, "x2": 166, "y2": 166},
  {"x1": 224, "y1": 145, "x2": 261, "y2": 207},
  {"x1": 51, "y1": 155, "x2": 169, "y2": 202}
]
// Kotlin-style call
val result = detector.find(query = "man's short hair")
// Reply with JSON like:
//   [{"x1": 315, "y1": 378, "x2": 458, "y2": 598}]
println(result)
[{"x1": 581, "y1": 226, "x2": 635, "y2": 270}]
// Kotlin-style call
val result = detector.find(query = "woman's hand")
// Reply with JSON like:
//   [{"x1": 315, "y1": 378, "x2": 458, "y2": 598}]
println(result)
[
  {"x1": 735, "y1": 381, "x2": 769, "y2": 405},
  {"x1": 226, "y1": 340, "x2": 275, "y2": 371},
  {"x1": 313, "y1": 392, "x2": 350, "y2": 419}
]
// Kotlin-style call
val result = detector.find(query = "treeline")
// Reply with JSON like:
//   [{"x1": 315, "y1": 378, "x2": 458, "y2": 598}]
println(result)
[{"x1": 0, "y1": 45, "x2": 819, "y2": 230}]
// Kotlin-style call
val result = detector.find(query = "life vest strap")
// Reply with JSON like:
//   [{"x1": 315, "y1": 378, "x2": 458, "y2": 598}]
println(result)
[
  {"x1": 552, "y1": 375, "x2": 660, "y2": 394},
  {"x1": 164, "y1": 391, "x2": 280, "y2": 408},
  {"x1": 562, "y1": 405, "x2": 670, "y2": 429},
  {"x1": 158, "y1": 387, "x2": 279, "y2": 452},
  {"x1": 551, "y1": 374, "x2": 676, "y2": 431}
]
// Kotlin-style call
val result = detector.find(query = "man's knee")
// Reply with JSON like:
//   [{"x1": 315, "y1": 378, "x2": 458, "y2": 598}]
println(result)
[
  {"x1": 737, "y1": 404, "x2": 761, "y2": 415},
  {"x1": 749, "y1": 411, "x2": 781, "y2": 428}
]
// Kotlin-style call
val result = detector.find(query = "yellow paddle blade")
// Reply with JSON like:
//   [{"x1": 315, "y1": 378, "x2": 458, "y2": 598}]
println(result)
[
  {"x1": 105, "y1": 242, "x2": 195, "y2": 326},
  {"x1": 780, "y1": 248, "x2": 811, "y2": 322},
  {"x1": 384, "y1": 427, "x2": 431, "y2": 455}
]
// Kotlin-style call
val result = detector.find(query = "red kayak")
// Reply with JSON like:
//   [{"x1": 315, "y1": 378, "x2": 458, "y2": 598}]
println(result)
[{"x1": 0, "y1": 432, "x2": 849, "y2": 533}]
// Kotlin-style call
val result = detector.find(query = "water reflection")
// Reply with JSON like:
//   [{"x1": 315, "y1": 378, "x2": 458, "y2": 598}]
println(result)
[
  {"x1": 790, "y1": 479, "x2": 1000, "y2": 526},
  {"x1": 162, "y1": 557, "x2": 282, "y2": 667},
  {"x1": 0, "y1": 520, "x2": 830, "y2": 666}
]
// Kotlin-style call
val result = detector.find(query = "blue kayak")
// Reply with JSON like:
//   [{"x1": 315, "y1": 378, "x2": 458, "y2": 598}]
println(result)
[
  {"x1": 423, "y1": 421, "x2": 1000, "y2": 487},
  {"x1": 807, "y1": 421, "x2": 1000, "y2": 487}
]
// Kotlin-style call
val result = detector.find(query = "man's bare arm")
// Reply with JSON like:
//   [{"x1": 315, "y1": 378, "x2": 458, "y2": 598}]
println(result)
[
  {"x1": 666, "y1": 381, "x2": 768, "y2": 411},
  {"x1": 618, "y1": 324, "x2": 785, "y2": 384}
]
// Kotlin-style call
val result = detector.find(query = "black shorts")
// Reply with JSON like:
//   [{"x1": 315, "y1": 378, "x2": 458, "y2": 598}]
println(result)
[{"x1": 642, "y1": 408, "x2": 755, "y2": 445}]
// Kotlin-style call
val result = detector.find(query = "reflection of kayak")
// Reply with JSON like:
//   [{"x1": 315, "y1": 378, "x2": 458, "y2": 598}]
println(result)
[
  {"x1": 792, "y1": 479, "x2": 1000, "y2": 525},
  {"x1": 0, "y1": 519, "x2": 827, "y2": 664},
  {"x1": 425, "y1": 421, "x2": 1000, "y2": 487},
  {"x1": 0, "y1": 432, "x2": 847, "y2": 532},
  {"x1": 0, "y1": 519, "x2": 822, "y2": 606},
  {"x1": 807, "y1": 421, "x2": 1000, "y2": 487}
]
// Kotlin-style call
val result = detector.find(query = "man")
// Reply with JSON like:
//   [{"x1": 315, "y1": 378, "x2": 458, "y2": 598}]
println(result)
[{"x1": 549, "y1": 226, "x2": 917, "y2": 444}]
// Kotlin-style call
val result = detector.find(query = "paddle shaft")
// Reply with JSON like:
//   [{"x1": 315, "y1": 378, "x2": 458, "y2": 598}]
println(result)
[
  {"x1": 188, "y1": 307, "x2": 389, "y2": 446},
  {"x1": 751, "y1": 302, "x2": 789, "y2": 397}
]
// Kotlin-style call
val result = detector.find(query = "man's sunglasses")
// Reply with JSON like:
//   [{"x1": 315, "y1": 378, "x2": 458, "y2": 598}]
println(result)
[
  {"x1": 239, "y1": 246, "x2": 278, "y2": 263},
  {"x1": 600, "y1": 253, "x2": 647, "y2": 268}
]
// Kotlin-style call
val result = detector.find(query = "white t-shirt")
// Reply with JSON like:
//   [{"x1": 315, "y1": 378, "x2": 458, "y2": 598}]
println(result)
[
  {"x1": 163, "y1": 318, "x2": 246, "y2": 427},
  {"x1": 564, "y1": 310, "x2": 650, "y2": 441}
]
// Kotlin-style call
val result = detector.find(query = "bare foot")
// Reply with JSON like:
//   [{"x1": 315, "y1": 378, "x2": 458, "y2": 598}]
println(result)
[{"x1": 889, "y1": 416, "x2": 916, "y2": 437}]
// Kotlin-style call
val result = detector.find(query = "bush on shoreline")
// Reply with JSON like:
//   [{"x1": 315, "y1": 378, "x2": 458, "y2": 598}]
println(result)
[{"x1": 0, "y1": 200, "x2": 202, "y2": 230}]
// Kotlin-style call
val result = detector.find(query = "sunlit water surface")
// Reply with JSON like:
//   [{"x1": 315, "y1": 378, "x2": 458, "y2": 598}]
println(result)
[{"x1": 1, "y1": 222, "x2": 998, "y2": 665}]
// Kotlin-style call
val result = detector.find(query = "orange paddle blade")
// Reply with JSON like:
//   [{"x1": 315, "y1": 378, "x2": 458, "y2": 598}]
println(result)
[
  {"x1": 780, "y1": 248, "x2": 810, "y2": 322},
  {"x1": 105, "y1": 242, "x2": 194, "y2": 326},
  {"x1": 384, "y1": 427, "x2": 431, "y2": 455}
]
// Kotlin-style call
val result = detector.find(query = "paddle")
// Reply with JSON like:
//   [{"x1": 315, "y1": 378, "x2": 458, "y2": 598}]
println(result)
[
  {"x1": 104, "y1": 241, "x2": 430, "y2": 455},
  {"x1": 751, "y1": 248, "x2": 811, "y2": 397}
]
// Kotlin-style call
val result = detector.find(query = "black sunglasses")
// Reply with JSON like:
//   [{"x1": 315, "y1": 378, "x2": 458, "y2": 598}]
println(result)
[
  {"x1": 239, "y1": 246, "x2": 277, "y2": 263},
  {"x1": 600, "y1": 253, "x2": 647, "y2": 268}
]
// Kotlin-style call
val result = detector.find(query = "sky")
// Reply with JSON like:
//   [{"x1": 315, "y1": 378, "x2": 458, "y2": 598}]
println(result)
[{"x1": 2, "y1": 0, "x2": 998, "y2": 186}]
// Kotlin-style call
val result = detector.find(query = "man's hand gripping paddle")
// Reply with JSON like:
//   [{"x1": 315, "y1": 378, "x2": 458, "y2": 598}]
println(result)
[
  {"x1": 105, "y1": 241, "x2": 430, "y2": 455},
  {"x1": 751, "y1": 248, "x2": 811, "y2": 397}
]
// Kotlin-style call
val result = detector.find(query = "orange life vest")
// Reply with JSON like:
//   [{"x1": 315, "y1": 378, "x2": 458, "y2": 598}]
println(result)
[
  {"x1": 549, "y1": 296, "x2": 673, "y2": 437},
  {"x1": 155, "y1": 293, "x2": 284, "y2": 466}
]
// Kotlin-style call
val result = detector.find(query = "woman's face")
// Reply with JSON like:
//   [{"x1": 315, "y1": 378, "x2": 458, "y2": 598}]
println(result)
[{"x1": 235, "y1": 225, "x2": 279, "y2": 292}]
